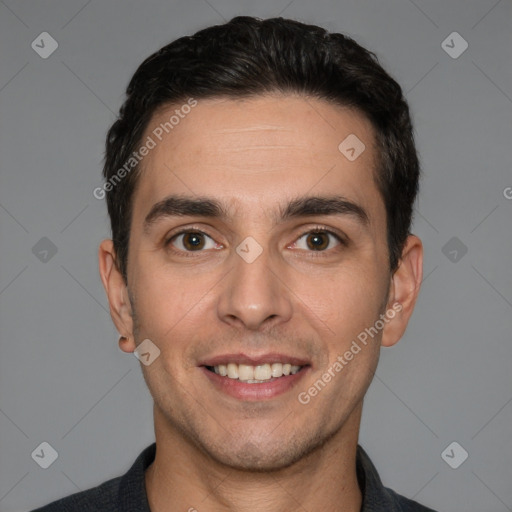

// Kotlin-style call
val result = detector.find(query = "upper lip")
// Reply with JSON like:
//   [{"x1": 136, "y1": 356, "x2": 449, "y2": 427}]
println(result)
[{"x1": 199, "y1": 353, "x2": 310, "y2": 367}]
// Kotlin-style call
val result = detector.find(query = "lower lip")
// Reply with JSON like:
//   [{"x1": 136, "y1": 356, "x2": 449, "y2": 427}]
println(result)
[{"x1": 200, "y1": 366, "x2": 310, "y2": 401}]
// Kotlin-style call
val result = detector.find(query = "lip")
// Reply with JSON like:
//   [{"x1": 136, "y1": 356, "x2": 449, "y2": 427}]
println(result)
[
  {"x1": 201, "y1": 365, "x2": 310, "y2": 401},
  {"x1": 199, "y1": 352, "x2": 311, "y2": 367}
]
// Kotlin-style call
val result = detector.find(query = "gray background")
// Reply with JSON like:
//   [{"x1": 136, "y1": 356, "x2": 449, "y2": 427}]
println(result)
[{"x1": 0, "y1": 0, "x2": 511, "y2": 511}]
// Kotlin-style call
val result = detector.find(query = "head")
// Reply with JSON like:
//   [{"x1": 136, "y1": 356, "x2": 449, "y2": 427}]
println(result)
[{"x1": 99, "y1": 16, "x2": 423, "y2": 471}]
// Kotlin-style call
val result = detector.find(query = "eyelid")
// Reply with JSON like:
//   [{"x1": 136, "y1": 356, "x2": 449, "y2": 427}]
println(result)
[
  {"x1": 165, "y1": 224, "x2": 217, "y2": 243},
  {"x1": 290, "y1": 226, "x2": 346, "y2": 254},
  {"x1": 164, "y1": 224, "x2": 348, "y2": 253},
  {"x1": 165, "y1": 226, "x2": 221, "y2": 252},
  {"x1": 294, "y1": 225, "x2": 347, "y2": 245}
]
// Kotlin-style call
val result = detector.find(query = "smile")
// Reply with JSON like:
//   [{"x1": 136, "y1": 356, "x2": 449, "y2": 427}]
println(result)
[
  {"x1": 206, "y1": 363, "x2": 303, "y2": 382},
  {"x1": 202, "y1": 364, "x2": 310, "y2": 401}
]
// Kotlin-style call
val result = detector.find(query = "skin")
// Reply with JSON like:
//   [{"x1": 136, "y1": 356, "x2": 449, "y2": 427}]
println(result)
[{"x1": 99, "y1": 94, "x2": 423, "y2": 512}]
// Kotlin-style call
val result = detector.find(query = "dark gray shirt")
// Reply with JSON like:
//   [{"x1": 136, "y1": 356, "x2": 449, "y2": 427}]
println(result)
[{"x1": 32, "y1": 443, "x2": 438, "y2": 511}]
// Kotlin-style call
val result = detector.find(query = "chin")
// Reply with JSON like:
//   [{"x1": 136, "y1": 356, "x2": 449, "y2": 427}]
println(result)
[
  {"x1": 211, "y1": 445, "x2": 305, "y2": 472},
  {"x1": 202, "y1": 428, "x2": 329, "y2": 473}
]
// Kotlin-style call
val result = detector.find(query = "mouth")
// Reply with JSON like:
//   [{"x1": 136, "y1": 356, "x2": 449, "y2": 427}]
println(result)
[
  {"x1": 199, "y1": 354, "x2": 311, "y2": 401},
  {"x1": 204, "y1": 362, "x2": 304, "y2": 383}
]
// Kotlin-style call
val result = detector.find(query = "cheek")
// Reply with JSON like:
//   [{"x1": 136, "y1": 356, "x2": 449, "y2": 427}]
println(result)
[
  {"x1": 295, "y1": 261, "x2": 385, "y2": 337},
  {"x1": 129, "y1": 260, "x2": 219, "y2": 344}
]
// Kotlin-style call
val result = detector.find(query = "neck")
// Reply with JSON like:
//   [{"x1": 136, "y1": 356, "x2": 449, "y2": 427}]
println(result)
[{"x1": 145, "y1": 404, "x2": 364, "y2": 512}]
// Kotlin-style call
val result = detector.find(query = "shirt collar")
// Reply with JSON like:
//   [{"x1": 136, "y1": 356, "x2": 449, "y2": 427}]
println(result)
[{"x1": 356, "y1": 444, "x2": 404, "y2": 511}]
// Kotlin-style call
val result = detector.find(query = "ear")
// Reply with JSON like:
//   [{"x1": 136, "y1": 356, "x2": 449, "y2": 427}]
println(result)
[
  {"x1": 381, "y1": 234, "x2": 423, "y2": 348},
  {"x1": 98, "y1": 239, "x2": 136, "y2": 353}
]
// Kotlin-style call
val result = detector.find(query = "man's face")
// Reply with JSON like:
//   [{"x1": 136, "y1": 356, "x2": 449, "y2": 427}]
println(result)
[{"x1": 121, "y1": 95, "x2": 396, "y2": 470}]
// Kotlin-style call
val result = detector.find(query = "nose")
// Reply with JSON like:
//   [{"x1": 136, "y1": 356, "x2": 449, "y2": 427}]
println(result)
[{"x1": 216, "y1": 243, "x2": 293, "y2": 331}]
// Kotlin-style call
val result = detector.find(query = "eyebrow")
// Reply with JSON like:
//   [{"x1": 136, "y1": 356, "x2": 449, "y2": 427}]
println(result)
[{"x1": 143, "y1": 194, "x2": 370, "y2": 233}]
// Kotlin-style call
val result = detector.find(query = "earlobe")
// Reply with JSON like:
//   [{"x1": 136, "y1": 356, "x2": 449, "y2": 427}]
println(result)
[
  {"x1": 98, "y1": 239, "x2": 136, "y2": 351},
  {"x1": 381, "y1": 234, "x2": 423, "y2": 348},
  {"x1": 118, "y1": 335, "x2": 136, "y2": 354}
]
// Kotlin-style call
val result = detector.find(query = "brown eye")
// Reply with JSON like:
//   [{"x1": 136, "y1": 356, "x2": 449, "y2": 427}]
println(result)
[
  {"x1": 294, "y1": 229, "x2": 343, "y2": 252},
  {"x1": 182, "y1": 233, "x2": 205, "y2": 250},
  {"x1": 306, "y1": 232, "x2": 330, "y2": 250},
  {"x1": 169, "y1": 231, "x2": 218, "y2": 252}
]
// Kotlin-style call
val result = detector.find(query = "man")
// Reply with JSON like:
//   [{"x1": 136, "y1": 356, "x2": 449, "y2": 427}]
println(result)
[{"x1": 34, "y1": 15, "x2": 436, "y2": 512}]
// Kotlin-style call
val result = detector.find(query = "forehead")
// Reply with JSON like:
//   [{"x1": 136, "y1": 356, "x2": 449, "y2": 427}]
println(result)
[{"x1": 132, "y1": 94, "x2": 385, "y2": 232}]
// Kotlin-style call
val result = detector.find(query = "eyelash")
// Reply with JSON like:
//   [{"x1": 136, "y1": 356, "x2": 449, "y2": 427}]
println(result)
[
  {"x1": 290, "y1": 227, "x2": 346, "y2": 256},
  {"x1": 165, "y1": 226, "x2": 346, "y2": 258}
]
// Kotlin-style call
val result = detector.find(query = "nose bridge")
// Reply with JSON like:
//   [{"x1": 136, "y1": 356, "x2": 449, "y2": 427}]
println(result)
[{"x1": 217, "y1": 238, "x2": 292, "y2": 330}]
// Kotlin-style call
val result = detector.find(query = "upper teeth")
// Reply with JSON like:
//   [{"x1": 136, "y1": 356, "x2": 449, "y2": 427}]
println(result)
[{"x1": 213, "y1": 363, "x2": 302, "y2": 381}]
